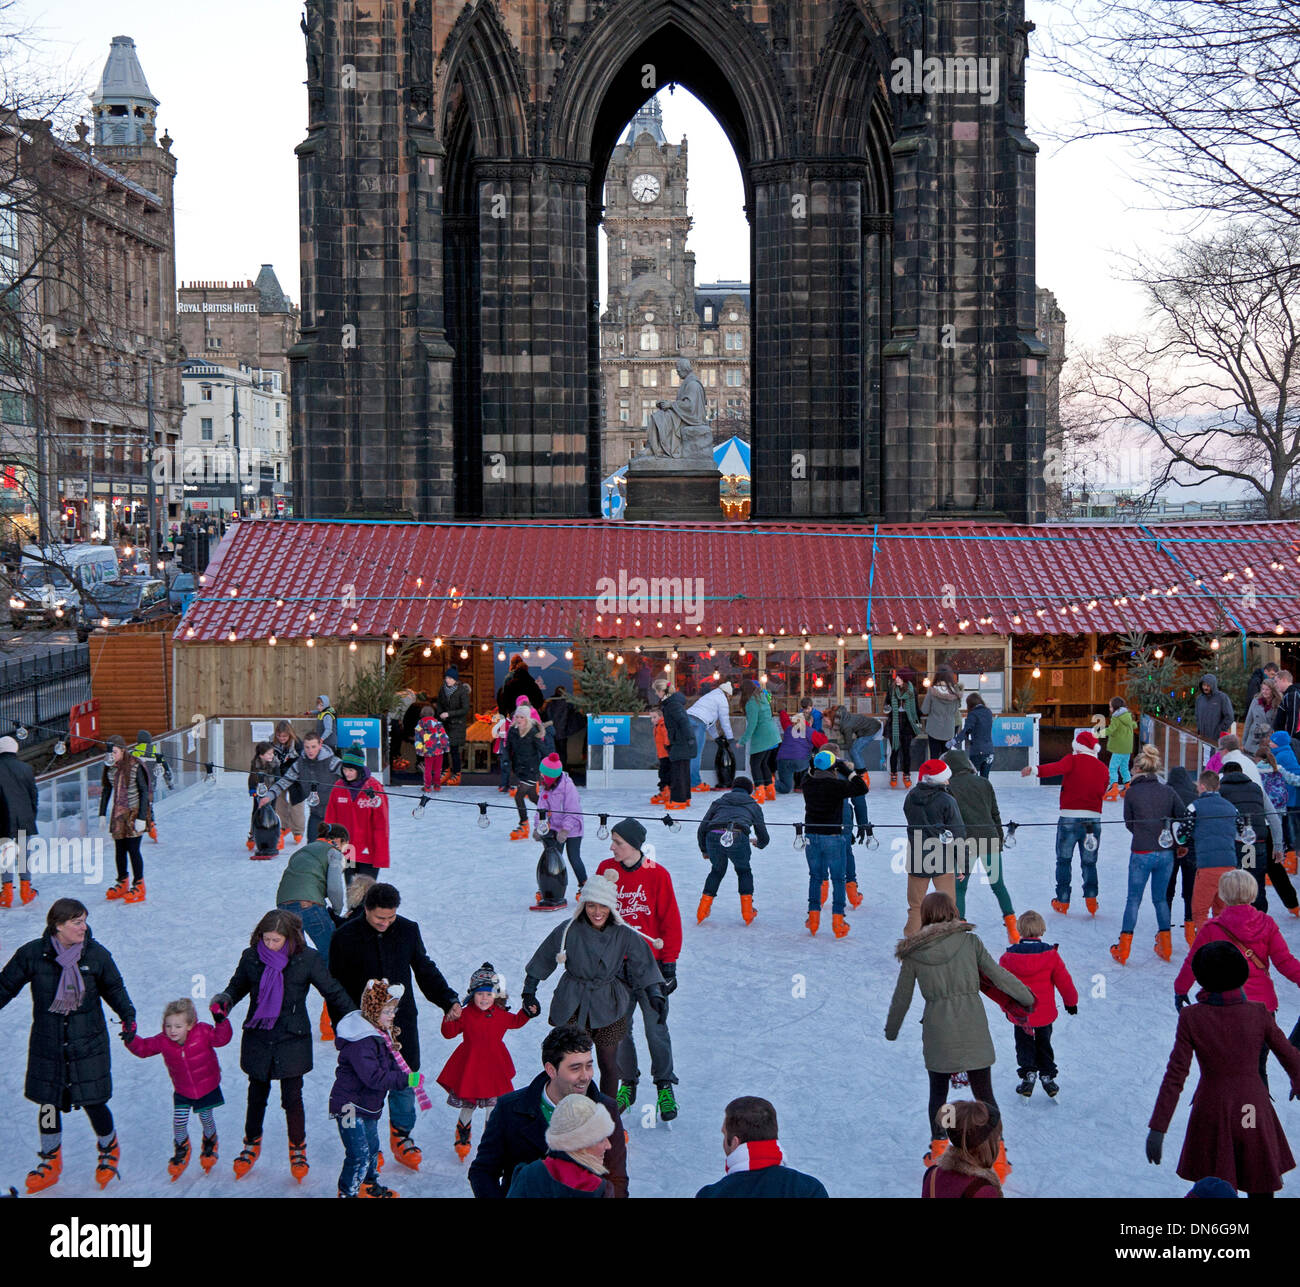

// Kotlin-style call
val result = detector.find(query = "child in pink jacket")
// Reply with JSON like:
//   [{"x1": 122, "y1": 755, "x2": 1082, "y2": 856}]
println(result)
[{"x1": 125, "y1": 997, "x2": 232, "y2": 1180}]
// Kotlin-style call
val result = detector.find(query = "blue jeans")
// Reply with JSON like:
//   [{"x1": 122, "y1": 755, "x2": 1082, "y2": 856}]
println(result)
[
  {"x1": 704, "y1": 832, "x2": 753, "y2": 896},
  {"x1": 840, "y1": 796, "x2": 868, "y2": 884},
  {"x1": 388, "y1": 1085, "x2": 416, "y2": 1134},
  {"x1": 849, "y1": 735, "x2": 878, "y2": 773},
  {"x1": 499, "y1": 741, "x2": 511, "y2": 787},
  {"x1": 970, "y1": 753, "x2": 993, "y2": 780},
  {"x1": 806, "y1": 833, "x2": 847, "y2": 914},
  {"x1": 279, "y1": 901, "x2": 333, "y2": 960},
  {"x1": 775, "y1": 757, "x2": 808, "y2": 793},
  {"x1": 1121, "y1": 849, "x2": 1175, "y2": 934},
  {"x1": 689, "y1": 717, "x2": 708, "y2": 788},
  {"x1": 1054, "y1": 818, "x2": 1100, "y2": 903},
  {"x1": 1108, "y1": 753, "x2": 1131, "y2": 787},
  {"x1": 335, "y1": 1113, "x2": 380, "y2": 1196}
]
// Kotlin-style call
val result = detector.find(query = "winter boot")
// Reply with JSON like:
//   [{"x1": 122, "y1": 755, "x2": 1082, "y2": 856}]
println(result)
[
  {"x1": 168, "y1": 1138, "x2": 191, "y2": 1181},
  {"x1": 1109, "y1": 932, "x2": 1132, "y2": 965},
  {"x1": 1004, "y1": 913, "x2": 1020, "y2": 945},
  {"x1": 764, "y1": 783, "x2": 776, "y2": 802},
  {"x1": 1051, "y1": 899, "x2": 1069, "y2": 915},
  {"x1": 453, "y1": 1122, "x2": 472, "y2": 1162},
  {"x1": 361, "y1": 1180, "x2": 399, "y2": 1197},
  {"x1": 1016, "y1": 1071, "x2": 1037, "y2": 1097},
  {"x1": 123, "y1": 880, "x2": 146, "y2": 904},
  {"x1": 845, "y1": 880, "x2": 863, "y2": 909},
  {"x1": 656, "y1": 1084, "x2": 679, "y2": 1122},
  {"x1": 199, "y1": 1134, "x2": 218, "y2": 1174},
  {"x1": 890, "y1": 774, "x2": 898, "y2": 789},
  {"x1": 1040, "y1": 1076, "x2": 1060, "y2": 1098},
  {"x1": 1154, "y1": 930, "x2": 1173, "y2": 962},
  {"x1": 739, "y1": 894, "x2": 757, "y2": 925},
  {"x1": 649, "y1": 789, "x2": 667, "y2": 805},
  {"x1": 1103, "y1": 784, "x2": 1120, "y2": 802},
  {"x1": 232, "y1": 1136, "x2": 261, "y2": 1178},
  {"x1": 805, "y1": 910, "x2": 820, "y2": 936},
  {"x1": 819, "y1": 880, "x2": 829, "y2": 909},
  {"x1": 105, "y1": 878, "x2": 128, "y2": 901},
  {"x1": 696, "y1": 893, "x2": 713, "y2": 924},
  {"x1": 903, "y1": 775, "x2": 913, "y2": 788},
  {"x1": 923, "y1": 1138, "x2": 948, "y2": 1165},
  {"x1": 832, "y1": 913, "x2": 850, "y2": 939},
  {"x1": 617, "y1": 1082, "x2": 636, "y2": 1112},
  {"x1": 0, "y1": 883, "x2": 10, "y2": 909},
  {"x1": 95, "y1": 1135, "x2": 120, "y2": 1188},
  {"x1": 751, "y1": 788, "x2": 765, "y2": 804},
  {"x1": 25, "y1": 1146, "x2": 61, "y2": 1193},
  {"x1": 509, "y1": 822, "x2": 530, "y2": 841},
  {"x1": 1184, "y1": 920, "x2": 1196, "y2": 947},
  {"x1": 319, "y1": 1006, "x2": 334, "y2": 1042},
  {"x1": 19, "y1": 878, "x2": 35, "y2": 905},
  {"x1": 289, "y1": 1142, "x2": 309, "y2": 1183},
  {"x1": 1085, "y1": 897, "x2": 1099, "y2": 916},
  {"x1": 390, "y1": 1125, "x2": 421, "y2": 1170},
  {"x1": 992, "y1": 1139, "x2": 1012, "y2": 1183}
]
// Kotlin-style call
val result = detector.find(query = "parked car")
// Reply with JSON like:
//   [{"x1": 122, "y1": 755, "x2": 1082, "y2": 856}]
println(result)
[
  {"x1": 168, "y1": 572, "x2": 196, "y2": 615},
  {"x1": 75, "y1": 577, "x2": 170, "y2": 642},
  {"x1": 10, "y1": 544, "x2": 121, "y2": 628}
]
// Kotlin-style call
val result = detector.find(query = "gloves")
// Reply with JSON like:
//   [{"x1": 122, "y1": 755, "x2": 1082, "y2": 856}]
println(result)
[
  {"x1": 210, "y1": 996, "x2": 230, "y2": 1022},
  {"x1": 119, "y1": 1020, "x2": 137, "y2": 1045},
  {"x1": 134, "y1": 817, "x2": 148, "y2": 833},
  {"x1": 661, "y1": 962, "x2": 678, "y2": 996},
  {"x1": 1145, "y1": 1129, "x2": 1164, "y2": 1165},
  {"x1": 854, "y1": 826, "x2": 868, "y2": 844},
  {"x1": 1175, "y1": 993, "x2": 1190, "y2": 1011},
  {"x1": 647, "y1": 986, "x2": 668, "y2": 1024},
  {"x1": 1064, "y1": 1005, "x2": 1078, "y2": 1015},
  {"x1": 521, "y1": 979, "x2": 540, "y2": 1018},
  {"x1": 407, "y1": 1072, "x2": 424, "y2": 1091}
]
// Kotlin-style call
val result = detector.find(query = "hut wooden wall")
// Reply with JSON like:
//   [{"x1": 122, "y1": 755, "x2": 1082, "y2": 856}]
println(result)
[
  {"x1": 90, "y1": 618, "x2": 177, "y2": 741},
  {"x1": 172, "y1": 642, "x2": 386, "y2": 726}
]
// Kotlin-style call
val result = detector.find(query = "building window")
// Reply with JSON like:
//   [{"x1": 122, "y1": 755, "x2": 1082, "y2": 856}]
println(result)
[
  {"x1": 619, "y1": 409, "x2": 629, "y2": 422},
  {"x1": 703, "y1": 337, "x2": 714, "y2": 355},
  {"x1": 725, "y1": 368, "x2": 743, "y2": 386},
  {"x1": 703, "y1": 305, "x2": 713, "y2": 322},
  {"x1": 201, "y1": 387, "x2": 212, "y2": 401},
  {"x1": 200, "y1": 417, "x2": 213, "y2": 441},
  {"x1": 665, "y1": 237, "x2": 671, "y2": 249},
  {"x1": 619, "y1": 368, "x2": 630, "y2": 387},
  {"x1": 670, "y1": 368, "x2": 680, "y2": 386},
  {"x1": 725, "y1": 331, "x2": 743, "y2": 350},
  {"x1": 206, "y1": 336, "x2": 222, "y2": 349},
  {"x1": 639, "y1": 325, "x2": 658, "y2": 351},
  {"x1": 640, "y1": 369, "x2": 658, "y2": 387},
  {"x1": 275, "y1": 404, "x2": 282, "y2": 418}
]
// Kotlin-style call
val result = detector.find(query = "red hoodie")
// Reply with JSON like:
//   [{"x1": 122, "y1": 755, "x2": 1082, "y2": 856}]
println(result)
[
  {"x1": 1175, "y1": 904, "x2": 1300, "y2": 1012},
  {"x1": 998, "y1": 939, "x2": 1078, "y2": 1027},
  {"x1": 595, "y1": 857, "x2": 683, "y2": 963},
  {"x1": 1035, "y1": 753, "x2": 1109, "y2": 817}
]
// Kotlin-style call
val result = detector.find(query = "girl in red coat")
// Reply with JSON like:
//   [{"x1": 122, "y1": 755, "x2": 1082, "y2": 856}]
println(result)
[
  {"x1": 124, "y1": 997, "x2": 232, "y2": 1180},
  {"x1": 1148, "y1": 940, "x2": 1300, "y2": 1195},
  {"x1": 997, "y1": 909, "x2": 1078, "y2": 1100},
  {"x1": 437, "y1": 962, "x2": 532, "y2": 1162},
  {"x1": 325, "y1": 747, "x2": 390, "y2": 881}
]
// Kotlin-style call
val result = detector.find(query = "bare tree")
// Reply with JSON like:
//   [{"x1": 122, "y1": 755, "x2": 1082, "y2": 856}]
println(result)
[
  {"x1": 1042, "y1": 0, "x2": 1300, "y2": 232},
  {"x1": 1076, "y1": 222, "x2": 1299, "y2": 517}
]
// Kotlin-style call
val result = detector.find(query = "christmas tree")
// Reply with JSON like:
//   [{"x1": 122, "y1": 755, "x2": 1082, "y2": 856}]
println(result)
[{"x1": 570, "y1": 626, "x2": 642, "y2": 715}]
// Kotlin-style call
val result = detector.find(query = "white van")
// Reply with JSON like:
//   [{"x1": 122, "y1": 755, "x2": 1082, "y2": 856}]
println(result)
[{"x1": 11, "y1": 544, "x2": 123, "y2": 627}]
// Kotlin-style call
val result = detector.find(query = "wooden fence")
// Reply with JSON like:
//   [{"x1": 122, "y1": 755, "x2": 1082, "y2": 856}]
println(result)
[{"x1": 88, "y1": 617, "x2": 177, "y2": 743}]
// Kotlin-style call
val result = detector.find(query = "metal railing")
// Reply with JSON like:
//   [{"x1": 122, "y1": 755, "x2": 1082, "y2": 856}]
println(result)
[
  {"x1": 0, "y1": 644, "x2": 90, "y2": 737},
  {"x1": 35, "y1": 717, "x2": 223, "y2": 839},
  {"x1": 1142, "y1": 714, "x2": 1217, "y2": 774}
]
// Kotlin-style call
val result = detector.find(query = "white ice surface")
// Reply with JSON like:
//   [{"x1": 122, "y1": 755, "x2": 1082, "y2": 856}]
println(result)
[{"x1": 1, "y1": 771, "x2": 1297, "y2": 1198}]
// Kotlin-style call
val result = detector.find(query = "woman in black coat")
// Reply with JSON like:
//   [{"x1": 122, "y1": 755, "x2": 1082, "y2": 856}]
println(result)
[
  {"x1": 211, "y1": 908, "x2": 357, "y2": 1183},
  {"x1": 0, "y1": 897, "x2": 135, "y2": 1192}
]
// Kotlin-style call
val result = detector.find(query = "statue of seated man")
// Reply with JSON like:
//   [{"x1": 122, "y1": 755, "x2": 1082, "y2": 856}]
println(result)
[{"x1": 638, "y1": 358, "x2": 713, "y2": 460}]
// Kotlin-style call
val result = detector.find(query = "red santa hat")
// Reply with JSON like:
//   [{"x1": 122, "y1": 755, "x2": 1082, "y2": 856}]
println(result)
[
  {"x1": 918, "y1": 758, "x2": 951, "y2": 785},
  {"x1": 1072, "y1": 730, "x2": 1100, "y2": 755}
]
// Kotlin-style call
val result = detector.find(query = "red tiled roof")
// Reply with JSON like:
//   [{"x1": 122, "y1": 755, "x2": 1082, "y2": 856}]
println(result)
[{"x1": 177, "y1": 519, "x2": 1300, "y2": 643}]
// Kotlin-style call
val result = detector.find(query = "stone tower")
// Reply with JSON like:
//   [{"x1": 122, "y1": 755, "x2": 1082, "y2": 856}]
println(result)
[{"x1": 90, "y1": 36, "x2": 160, "y2": 147}]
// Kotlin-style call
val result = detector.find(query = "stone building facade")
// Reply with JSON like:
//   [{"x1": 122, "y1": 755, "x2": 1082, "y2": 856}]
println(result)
[
  {"x1": 177, "y1": 267, "x2": 299, "y2": 392},
  {"x1": 598, "y1": 98, "x2": 752, "y2": 475},
  {"x1": 292, "y1": 0, "x2": 1045, "y2": 523}
]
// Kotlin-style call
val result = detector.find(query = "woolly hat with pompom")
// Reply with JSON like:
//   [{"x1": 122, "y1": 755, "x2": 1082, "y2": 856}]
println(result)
[
  {"x1": 544, "y1": 1094, "x2": 615, "y2": 1158},
  {"x1": 540, "y1": 754, "x2": 563, "y2": 779},
  {"x1": 360, "y1": 978, "x2": 405, "y2": 1026}
]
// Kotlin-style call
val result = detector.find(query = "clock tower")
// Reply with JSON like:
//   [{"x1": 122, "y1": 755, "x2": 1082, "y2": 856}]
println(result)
[{"x1": 599, "y1": 97, "x2": 700, "y2": 476}]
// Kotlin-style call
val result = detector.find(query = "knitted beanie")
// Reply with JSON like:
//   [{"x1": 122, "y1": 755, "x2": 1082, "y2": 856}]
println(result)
[
  {"x1": 611, "y1": 817, "x2": 646, "y2": 851},
  {"x1": 445, "y1": 666, "x2": 459, "y2": 681},
  {"x1": 812, "y1": 750, "x2": 835, "y2": 770},
  {"x1": 360, "y1": 978, "x2": 405, "y2": 1026},
  {"x1": 540, "y1": 754, "x2": 563, "y2": 779},
  {"x1": 515, "y1": 695, "x2": 530, "y2": 706},
  {"x1": 0, "y1": 736, "x2": 19, "y2": 755},
  {"x1": 718, "y1": 681, "x2": 734, "y2": 696},
  {"x1": 918, "y1": 758, "x2": 952, "y2": 785},
  {"x1": 544, "y1": 1094, "x2": 615, "y2": 1155},
  {"x1": 468, "y1": 962, "x2": 499, "y2": 994},
  {"x1": 340, "y1": 746, "x2": 367, "y2": 771}
]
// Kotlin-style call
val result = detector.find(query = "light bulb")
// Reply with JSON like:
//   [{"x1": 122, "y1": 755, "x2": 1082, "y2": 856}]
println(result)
[
  {"x1": 386, "y1": 644, "x2": 394, "y2": 656},
  {"x1": 939, "y1": 829, "x2": 954, "y2": 846},
  {"x1": 1031, "y1": 666, "x2": 1041, "y2": 679},
  {"x1": 306, "y1": 637, "x2": 315, "y2": 648},
  {"x1": 498, "y1": 649, "x2": 506, "y2": 661},
  {"x1": 348, "y1": 641, "x2": 357, "y2": 652},
  {"x1": 480, "y1": 642, "x2": 488, "y2": 652},
  {"x1": 606, "y1": 651, "x2": 615, "y2": 661},
  {"x1": 228, "y1": 629, "x2": 236, "y2": 642},
  {"x1": 1154, "y1": 649, "x2": 1164, "y2": 659},
  {"x1": 460, "y1": 648, "x2": 469, "y2": 659},
  {"x1": 1092, "y1": 658, "x2": 1102, "y2": 672},
  {"x1": 720, "y1": 828, "x2": 735, "y2": 849},
  {"x1": 1158, "y1": 825, "x2": 1174, "y2": 849},
  {"x1": 477, "y1": 802, "x2": 490, "y2": 829},
  {"x1": 423, "y1": 646, "x2": 432, "y2": 658},
  {"x1": 1211, "y1": 638, "x2": 1220, "y2": 651},
  {"x1": 597, "y1": 815, "x2": 609, "y2": 840},
  {"x1": 866, "y1": 676, "x2": 875, "y2": 688},
  {"x1": 535, "y1": 812, "x2": 551, "y2": 838},
  {"x1": 564, "y1": 649, "x2": 574, "y2": 660},
  {"x1": 1003, "y1": 822, "x2": 1018, "y2": 849},
  {"x1": 1084, "y1": 830, "x2": 1099, "y2": 852},
  {"x1": 307, "y1": 789, "x2": 320, "y2": 809},
  {"x1": 434, "y1": 636, "x2": 443, "y2": 647},
  {"x1": 269, "y1": 635, "x2": 278, "y2": 646}
]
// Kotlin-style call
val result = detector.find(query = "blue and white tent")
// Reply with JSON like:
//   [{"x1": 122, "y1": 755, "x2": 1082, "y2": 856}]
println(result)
[{"x1": 601, "y1": 436, "x2": 751, "y2": 519}]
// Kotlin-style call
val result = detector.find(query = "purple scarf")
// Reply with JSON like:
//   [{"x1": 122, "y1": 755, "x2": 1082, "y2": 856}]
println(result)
[
  {"x1": 247, "y1": 941, "x2": 291, "y2": 1029},
  {"x1": 49, "y1": 935, "x2": 86, "y2": 1015}
]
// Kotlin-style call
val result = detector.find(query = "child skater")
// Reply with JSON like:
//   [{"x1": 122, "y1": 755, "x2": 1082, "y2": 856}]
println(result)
[
  {"x1": 650, "y1": 709, "x2": 671, "y2": 805},
  {"x1": 533, "y1": 753, "x2": 587, "y2": 910},
  {"x1": 437, "y1": 962, "x2": 533, "y2": 1162},
  {"x1": 997, "y1": 910, "x2": 1078, "y2": 1099},
  {"x1": 329, "y1": 978, "x2": 422, "y2": 1198},
  {"x1": 124, "y1": 997, "x2": 232, "y2": 1179},
  {"x1": 247, "y1": 741, "x2": 282, "y2": 857},
  {"x1": 1100, "y1": 696, "x2": 1136, "y2": 801},
  {"x1": 413, "y1": 705, "x2": 451, "y2": 796}
]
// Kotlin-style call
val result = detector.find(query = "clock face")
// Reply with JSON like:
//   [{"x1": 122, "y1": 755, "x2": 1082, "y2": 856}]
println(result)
[{"x1": 631, "y1": 173, "x2": 661, "y2": 204}]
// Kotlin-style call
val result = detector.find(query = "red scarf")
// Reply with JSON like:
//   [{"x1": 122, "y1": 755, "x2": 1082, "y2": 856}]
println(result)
[{"x1": 724, "y1": 1139, "x2": 783, "y2": 1174}]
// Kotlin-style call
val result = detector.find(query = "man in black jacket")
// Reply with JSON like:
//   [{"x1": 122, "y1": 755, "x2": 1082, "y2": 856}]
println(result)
[
  {"x1": 0, "y1": 733, "x2": 36, "y2": 906},
  {"x1": 655, "y1": 676, "x2": 694, "y2": 808},
  {"x1": 801, "y1": 749, "x2": 868, "y2": 937},
  {"x1": 327, "y1": 882, "x2": 462, "y2": 1169},
  {"x1": 468, "y1": 1025, "x2": 628, "y2": 1198}
]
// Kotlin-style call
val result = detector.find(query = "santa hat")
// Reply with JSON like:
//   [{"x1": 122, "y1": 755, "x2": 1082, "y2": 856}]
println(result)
[
  {"x1": 918, "y1": 758, "x2": 951, "y2": 785},
  {"x1": 1072, "y1": 730, "x2": 1100, "y2": 755}
]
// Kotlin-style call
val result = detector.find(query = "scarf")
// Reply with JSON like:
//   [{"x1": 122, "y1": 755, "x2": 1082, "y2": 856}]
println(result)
[
  {"x1": 889, "y1": 684, "x2": 919, "y2": 743},
  {"x1": 724, "y1": 1138, "x2": 783, "y2": 1175},
  {"x1": 343, "y1": 773, "x2": 366, "y2": 801},
  {"x1": 48, "y1": 935, "x2": 86, "y2": 1015},
  {"x1": 109, "y1": 756, "x2": 138, "y2": 835},
  {"x1": 247, "y1": 941, "x2": 291, "y2": 1029},
  {"x1": 381, "y1": 1028, "x2": 432, "y2": 1111}
]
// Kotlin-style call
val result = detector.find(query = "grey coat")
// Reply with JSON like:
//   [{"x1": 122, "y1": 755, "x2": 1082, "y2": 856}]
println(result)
[
  {"x1": 525, "y1": 916, "x2": 663, "y2": 1031},
  {"x1": 272, "y1": 746, "x2": 341, "y2": 804},
  {"x1": 1195, "y1": 675, "x2": 1235, "y2": 742},
  {"x1": 884, "y1": 921, "x2": 1034, "y2": 1074},
  {"x1": 920, "y1": 684, "x2": 962, "y2": 742},
  {"x1": 1242, "y1": 696, "x2": 1279, "y2": 756}
]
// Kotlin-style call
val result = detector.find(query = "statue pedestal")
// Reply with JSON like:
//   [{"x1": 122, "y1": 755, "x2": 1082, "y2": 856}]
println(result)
[{"x1": 624, "y1": 459, "x2": 720, "y2": 521}]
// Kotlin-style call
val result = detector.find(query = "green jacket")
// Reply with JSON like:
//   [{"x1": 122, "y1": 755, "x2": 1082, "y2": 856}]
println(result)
[
  {"x1": 884, "y1": 921, "x2": 1034, "y2": 1073},
  {"x1": 1101, "y1": 708, "x2": 1136, "y2": 756},
  {"x1": 275, "y1": 840, "x2": 346, "y2": 914},
  {"x1": 741, "y1": 692, "x2": 780, "y2": 755}
]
